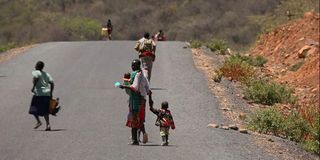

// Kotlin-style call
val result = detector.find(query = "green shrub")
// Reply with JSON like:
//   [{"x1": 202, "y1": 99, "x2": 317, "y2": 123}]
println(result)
[
  {"x1": 59, "y1": 16, "x2": 101, "y2": 40},
  {"x1": 249, "y1": 107, "x2": 319, "y2": 154},
  {"x1": 302, "y1": 140, "x2": 320, "y2": 155},
  {"x1": 206, "y1": 38, "x2": 228, "y2": 54},
  {"x1": 231, "y1": 54, "x2": 267, "y2": 67},
  {"x1": 0, "y1": 43, "x2": 17, "y2": 52},
  {"x1": 302, "y1": 114, "x2": 320, "y2": 154},
  {"x1": 244, "y1": 79, "x2": 295, "y2": 105},
  {"x1": 248, "y1": 106, "x2": 284, "y2": 135},
  {"x1": 189, "y1": 40, "x2": 202, "y2": 48},
  {"x1": 289, "y1": 60, "x2": 304, "y2": 71},
  {"x1": 219, "y1": 55, "x2": 255, "y2": 81},
  {"x1": 251, "y1": 0, "x2": 319, "y2": 33},
  {"x1": 252, "y1": 55, "x2": 268, "y2": 67},
  {"x1": 283, "y1": 111, "x2": 311, "y2": 142}
]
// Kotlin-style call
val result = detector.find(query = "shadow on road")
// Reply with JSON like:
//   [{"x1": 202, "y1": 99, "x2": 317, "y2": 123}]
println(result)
[
  {"x1": 150, "y1": 87, "x2": 167, "y2": 90},
  {"x1": 36, "y1": 129, "x2": 67, "y2": 132},
  {"x1": 140, "y1": 144, "x2": 177, "y2": 147},
  {"x1": 140, "y1": 144, "x2": 161, "y2": 146},
  {"x1": 100, "y1": 87, "x2": 167, "y2": 90}
]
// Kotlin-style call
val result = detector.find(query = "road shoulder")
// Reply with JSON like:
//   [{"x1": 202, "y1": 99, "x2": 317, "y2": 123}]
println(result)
[
  {"x1": 0, "y1": 45, "x2": 35, "y2": 63},
  {"x1": 190, "y1": 46, "x2": 319, "y2": 160}
]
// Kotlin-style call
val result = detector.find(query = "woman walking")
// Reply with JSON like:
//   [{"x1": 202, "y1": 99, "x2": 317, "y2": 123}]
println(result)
[
  {"x1": 29, "y1": 61, "x2": 54, "y2": 131},
  {"x1": 120, "y1": 59, "x2": 152, "y2": 145}
]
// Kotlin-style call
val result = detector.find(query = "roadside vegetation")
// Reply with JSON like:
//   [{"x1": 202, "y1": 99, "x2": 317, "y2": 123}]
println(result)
[
  {"x1": 218, "y1": 53, "x2": 318, "y2": 154},
  {"x1": 209, "y1": 0, "x2": 319, "y2": 154},
  {"x1": 217, "y1": 50, "x2": 318, "y2": 155},
  {"x1": 219, "y1": 55, "x2": 256, "y2": 82},
  {"x1": 205, "y1": 39, "x2": 228, "y2": 54},
  {"x1": 251, "y1": 0, "x2": 319, "y2": 33},
  {"x1": 244, "y1": 79, "x2": 296, "y2": 105},
  {"x1": 189, "y1": 40, "x2": 202, "y2": 49},
  {"x1": 0, "y1": 43, "x2": 17, "y2": 53},
  {"x1": 3, "y1": 0, "x2": 318, "y2": 53},
  {"x1": 248, "y1": 106, "x2": 320, "y2": 154},
  {"x1": 59, "y1": 16, "x2": 101, "y2": 40}
]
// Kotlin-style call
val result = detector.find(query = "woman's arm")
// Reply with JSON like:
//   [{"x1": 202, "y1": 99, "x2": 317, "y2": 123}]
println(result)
[
  {"x1": 31, "y1": 78, "x2": 38, "y2": 93},
  {"x1": 49, "y1": 81, "x2": 54, "y2": 97}
]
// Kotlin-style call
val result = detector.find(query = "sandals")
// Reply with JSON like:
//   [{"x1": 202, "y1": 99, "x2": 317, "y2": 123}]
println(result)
[
  {"x1": 33, "y1": 122, "x2": 42, "y2": 129},
  {"x1": 33, "y1": 121, "x2": 51, "y2": 131},
  {"x1": 45, "y1": 125, "x2": 51, "y2": 131}
]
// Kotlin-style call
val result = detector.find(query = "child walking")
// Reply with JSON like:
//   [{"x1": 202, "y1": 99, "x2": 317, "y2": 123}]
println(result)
[{"x1": 149, "y1": 101, "x2": 175, "y2": 146}]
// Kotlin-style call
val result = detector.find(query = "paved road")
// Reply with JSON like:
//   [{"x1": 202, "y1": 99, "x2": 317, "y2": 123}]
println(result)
[{"x1": 0, "y1": 41, "x2": 275, "y2": 160}]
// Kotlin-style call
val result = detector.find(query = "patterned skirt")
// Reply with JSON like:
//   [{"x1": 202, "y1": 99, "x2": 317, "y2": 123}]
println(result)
[
  {"x1": 126, "y1": 98, "x2": 146, "y2": 129},
  {"x1": 29, "y1": 96, "x2": 50, "y2": 116}
]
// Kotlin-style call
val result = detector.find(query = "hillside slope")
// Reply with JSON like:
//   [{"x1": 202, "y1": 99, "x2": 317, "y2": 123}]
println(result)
[
  {"x1": 0, "y1": 0, "x2": 281, "y2": 47},
  {"x1": 250, "y1": 12, "x2": 319, "y2": 111}
]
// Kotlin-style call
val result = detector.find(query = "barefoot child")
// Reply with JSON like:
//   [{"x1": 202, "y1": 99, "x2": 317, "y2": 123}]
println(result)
[{"x1": 149, "y1": 101, "x2": 175, "y2": 146}]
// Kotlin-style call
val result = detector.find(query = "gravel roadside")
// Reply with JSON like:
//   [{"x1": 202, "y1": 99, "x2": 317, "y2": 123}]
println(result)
[
  {"x1": 0, "y1": 45, "x2": 35, "y2": 63},
  {"x1": 190, "y1": 46, "x2": 319, "y2": 160}
]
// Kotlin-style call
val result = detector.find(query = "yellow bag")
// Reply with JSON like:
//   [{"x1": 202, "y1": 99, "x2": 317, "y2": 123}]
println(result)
[{"x1": 101, "y1": 28, "x2": 108, "y2": 37}]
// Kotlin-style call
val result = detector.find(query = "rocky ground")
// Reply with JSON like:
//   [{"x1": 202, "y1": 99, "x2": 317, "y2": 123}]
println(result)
[
  {"x1": 191, "y1": 47, "x2": 318, "y2": 160},
  {"x1": 250, "y1": 12, "x2": 319, "y2": 115},
  {"x1": 189, "y1": 12, "x2": 319, "y2": 160}
]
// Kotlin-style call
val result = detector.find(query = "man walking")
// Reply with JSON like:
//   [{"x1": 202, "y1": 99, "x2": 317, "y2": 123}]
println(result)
[{"x1": 134, "y1": 32, "x2": 156, "y2": 82}]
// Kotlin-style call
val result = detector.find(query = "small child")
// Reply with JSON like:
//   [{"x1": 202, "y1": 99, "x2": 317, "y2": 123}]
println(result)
[
  {"x1": 123, "y1": 72, "x2": 131, "y2": 95},
  {"x1": 149, "y1": 101, "x2": 175, "y2": 146}
]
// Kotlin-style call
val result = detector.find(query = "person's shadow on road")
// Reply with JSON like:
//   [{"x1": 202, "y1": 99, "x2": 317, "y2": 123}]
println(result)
[
  {"x1": 139, "y1": 143, "x2": 177, "y2": 147},
  {"x1": 36, "y1": 129, "x2": 67, "y2": 132},
  {"x1": 150, "y1": 88, "x2": 167, "y2": 90}
]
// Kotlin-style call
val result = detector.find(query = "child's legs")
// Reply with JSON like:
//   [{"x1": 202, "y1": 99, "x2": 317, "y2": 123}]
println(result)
[
  {"x1": 160, "y1": 127, "x2": 169, "y2": 141},
  {"x1": 160, "y1": 127, "x2": 169, "y2": 136}
]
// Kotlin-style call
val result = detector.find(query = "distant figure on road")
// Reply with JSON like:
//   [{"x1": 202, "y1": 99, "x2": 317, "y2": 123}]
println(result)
[
  {"x1": 101, "y1": 19, "x2": 113, "y2": 40},
  {"x1": 149, "y1": 101, "x2": 175, "y2": 146},
  {"x1": 154, "y1": 30, "x2": 166, "y2": 41},
  {"x1": 120, "y1": 59, "x2": 153, "y2": 145},
  {"x1": 106, "y1": 19, "x2": 113, "y2": 40},
  {"x1": 134, "y1": 32, "x2": 156, "y2": 82},
  {"x1": 29, "y1": 61, "x2": 54, "y2": 131}
]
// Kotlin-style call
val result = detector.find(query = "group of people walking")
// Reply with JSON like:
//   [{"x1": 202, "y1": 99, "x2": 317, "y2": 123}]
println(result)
[
  {"x1": 28, "y1": 30, "x2": 174, "y2": 146},
  {"x1": 119, "y1": 32, "x2": 175, "y2": 146}
]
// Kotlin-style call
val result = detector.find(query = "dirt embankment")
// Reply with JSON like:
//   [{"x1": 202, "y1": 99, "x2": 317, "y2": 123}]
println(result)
[
  {"x1": 250, "y1": 12, "x2": 320, "y2": 111},
  {"x1": 190, "y1": 12, "x2": 319, "y2": 160}
]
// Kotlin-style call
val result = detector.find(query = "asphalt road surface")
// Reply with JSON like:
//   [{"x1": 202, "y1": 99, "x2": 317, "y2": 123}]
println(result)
[{"x1": 0, "y1": 41, "x2": 276, "y2": 160}]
